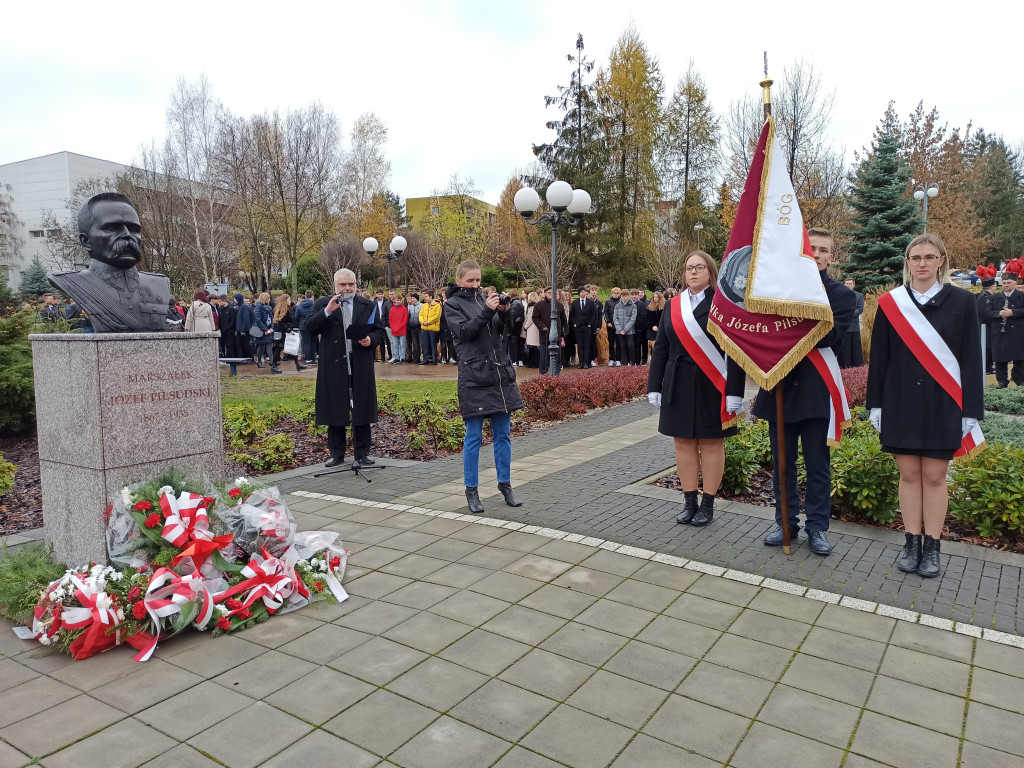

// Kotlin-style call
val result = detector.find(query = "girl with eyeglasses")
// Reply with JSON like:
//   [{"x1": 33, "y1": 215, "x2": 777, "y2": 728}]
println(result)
[
  {"x1": 866, "y1": 233, "x2": 984, "y2": 579},
  {"x1": 648, "y1": 251, "x2": 745, "y2": 527}
]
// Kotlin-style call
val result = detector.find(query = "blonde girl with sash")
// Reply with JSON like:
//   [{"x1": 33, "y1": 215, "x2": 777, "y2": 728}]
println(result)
[
  {"x1": 648, "y1": 251, "x2": 746, "y2": 527},
  {"x1": 866, "y1": 234, "x2": 984, "y2": 578}
]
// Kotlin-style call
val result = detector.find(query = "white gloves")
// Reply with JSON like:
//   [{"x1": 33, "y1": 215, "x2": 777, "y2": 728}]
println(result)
[
  {"x1": 962, "y1": 417, "x2": 978, "y2": 438},
  {"x1": 869, "y1": 408, "x2": 882, "y2": 432},
  {"x1": 647, "y1": 392, "x2": 662, "y2": 407},
  {"x1": 726, "y1": 396, "x2": 743, "y2": 415}
]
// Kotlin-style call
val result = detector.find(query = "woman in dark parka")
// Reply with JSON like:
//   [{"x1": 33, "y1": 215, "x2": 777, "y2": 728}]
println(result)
[
  {"x1": 444, "y1": 259, "x2": 525, "y2": 514},
  {"x1": 867, "y1": 233, "x2": 983, "y2": 579},
  {"x1": 648, "y1": 251, "x2": 746, "y2": 527}
]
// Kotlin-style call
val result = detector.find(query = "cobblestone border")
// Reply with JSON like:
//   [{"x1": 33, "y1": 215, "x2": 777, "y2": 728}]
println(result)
[{"x1": 289, "y1": 489, "x2": 1024, "y2": 651}]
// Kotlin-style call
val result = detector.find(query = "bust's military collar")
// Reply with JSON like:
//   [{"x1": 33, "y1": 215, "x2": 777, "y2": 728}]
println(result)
[{"x1": 87, "y1": 260, "x2": 139, "y2": 292}]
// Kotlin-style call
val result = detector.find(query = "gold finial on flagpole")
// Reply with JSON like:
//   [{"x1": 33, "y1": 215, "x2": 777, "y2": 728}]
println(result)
[{"x1": 760, "y1": 52, "x2": 773, "y2": 118}]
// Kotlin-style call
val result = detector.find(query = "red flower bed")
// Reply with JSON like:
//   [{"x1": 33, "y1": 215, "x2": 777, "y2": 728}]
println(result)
[
  {"x1": 519, "y1": 366, "x2": 649, "y2": 421},
  {"x1": 843, "y1": 365, "x2": 868, "y2": 408}
]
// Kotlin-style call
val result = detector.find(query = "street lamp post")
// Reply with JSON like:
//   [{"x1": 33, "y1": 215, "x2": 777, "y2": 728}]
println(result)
[
  {"x1": 514, "y1": 180, "x2": 591, "y2": 377},
  {"x1": 913, "y1": 182, "x2": 939, "y2": 232},
  {"x1": 363, "y1": 235, "x2": 407, "y2": 293},
  {"x1": 693, "y1": 221, "x2": 704, "y2": 251}
]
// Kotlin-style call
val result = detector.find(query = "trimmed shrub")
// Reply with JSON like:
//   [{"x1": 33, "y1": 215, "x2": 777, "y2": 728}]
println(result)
[
  {"x1": 722, "y1": 419, "x2": 772, "y2": 495},
  {"x1": 828, "y1": 418, "x2": 900, "y2": 524},
  {"x1": 843, "y1": 365, "x2": 869, "y2": 408},
  {"x1": 0, "y1": 312, "x2": 36, "y2": 433},
  {"x1": 975, "y1": 413, "x2": 1024, "y2": 450},
  {"x1": 0, "y1": 452, "x2": 15, "y2": 496},
  {"x1": 229, "y1": 433, "x2": 295, "y2": 473},
  {"x1": 519, "y1": 366, "x2": 648, "y2": 421},
  {"x1": 949, "y1": 442, "x2": 1024, "y2": 538},
  {"x1": 984, "y1": 387, "x2": 1024, "y2": 416}
]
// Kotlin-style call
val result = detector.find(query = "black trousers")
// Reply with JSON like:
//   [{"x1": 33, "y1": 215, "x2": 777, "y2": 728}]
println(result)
[
  {"x1": 635, "y1": 332, "x2": 647, "y2": 364},
  {"x1": 607, "y1": 330, "x2": 618, "y2": 362},
  {"x1": 505, "y1": 334, "x2": 522, "y2": 365},
  {"x1": 768, "y1": 418, "x2": 831, "y2": 534},
  {"x1": 408, "y1": 327, "x2": 421, "y2": 362},
  {"x1": 996, "y1": 360, "x2": 1024, "y2": 386},
  {"x1": 574, "y1": 328, "x2": 592, "y2": 367},
  {"x1": 327, "y1": 424, "x2": 371, "y2": 460},
  {"x1": 618, "y1": 333, "x2": 635, "y2": 365}
]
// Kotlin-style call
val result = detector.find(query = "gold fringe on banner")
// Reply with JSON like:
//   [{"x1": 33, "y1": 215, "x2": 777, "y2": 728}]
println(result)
[
  {"x1": 952, "y1": 440, "x2": 987, "y2": 464},
  {"x1": 708, "y1": 317, "x2": 832, "y2": 392}
]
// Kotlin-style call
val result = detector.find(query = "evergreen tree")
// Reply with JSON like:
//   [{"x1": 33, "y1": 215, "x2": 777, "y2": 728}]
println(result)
[
  {"x1": 973, "y1": 134, "x2": 1024, "y2": 266},
  {"x1": 0, "y1": 269, "x2": 12, "y2": 301},
  {"x1": 17, "y1": 256, "x2": 52, "y2": 298},
  {"x1": 845, "y1": 108, "x2": 922, "y2": 288}
]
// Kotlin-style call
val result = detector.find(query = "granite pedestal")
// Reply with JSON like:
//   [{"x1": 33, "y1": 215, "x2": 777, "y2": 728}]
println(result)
[{"x1": 29, "y1": 332, "x2": 224, "y2": 566}]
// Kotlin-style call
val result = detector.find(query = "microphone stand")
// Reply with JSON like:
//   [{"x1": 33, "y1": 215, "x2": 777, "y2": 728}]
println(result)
[{"x1": 313, "y1": 301, "x2": 385, "y2": 483}]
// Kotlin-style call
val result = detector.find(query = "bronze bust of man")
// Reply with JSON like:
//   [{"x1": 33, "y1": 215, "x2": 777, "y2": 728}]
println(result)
[{"x1": 48, "y1": 193, "x2": 169, "y2": 333}]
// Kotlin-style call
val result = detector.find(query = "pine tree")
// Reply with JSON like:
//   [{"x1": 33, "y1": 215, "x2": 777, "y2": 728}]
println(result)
[
  {"x1": 17, "y1": 256, "x2": 52, "y2": 298},
  {"x1": 0, "y1": 269, "x2": 13, "y2": 302},
  {"x1": 844, "y1": 108, "x2": 922, "y2": 288}
]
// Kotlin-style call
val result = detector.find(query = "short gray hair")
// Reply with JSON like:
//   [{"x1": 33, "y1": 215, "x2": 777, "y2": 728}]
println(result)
[{"x1": 333, "y1": 268, "x2": 356, "y2": 282}]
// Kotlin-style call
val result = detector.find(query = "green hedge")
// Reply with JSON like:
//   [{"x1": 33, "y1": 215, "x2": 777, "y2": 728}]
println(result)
[
  {"x1": 950, "y1": 442, "x2": 1024, "y2": 538},
  {"x1": 984, "y1": 387, "x2": 1024, "y2": 416},
  {"x1": 978, "y1": 413, "x2": 1024, "y2": 449}
]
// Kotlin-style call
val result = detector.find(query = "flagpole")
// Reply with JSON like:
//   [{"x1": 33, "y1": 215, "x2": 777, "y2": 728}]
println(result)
[{"x1": 759, "y1": 62, "x2": 793, "y2": 556}]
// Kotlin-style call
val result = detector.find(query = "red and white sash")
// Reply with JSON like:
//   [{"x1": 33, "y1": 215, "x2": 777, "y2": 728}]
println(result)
[
  {"x1": 877, "y1": 287, "x2": 985, "y2": 458},
  {"x1": 669, "y1": 294, "x2": 744, "y2": 429},
  {"x1": 806, "y1": 347, "x2": 851, "y2": 447}
]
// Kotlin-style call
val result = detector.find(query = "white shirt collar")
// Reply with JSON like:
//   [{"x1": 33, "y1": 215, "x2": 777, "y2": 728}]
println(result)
[
  {"x1": 689, "y1": 288, "x2": 706, "y2": 307},
  {"x1": 910, "y1": 282, "x2": 942, "y2": 304}
]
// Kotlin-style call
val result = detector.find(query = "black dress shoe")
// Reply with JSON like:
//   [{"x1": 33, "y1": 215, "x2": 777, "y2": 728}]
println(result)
[
  {"x1": 676, "y1": 491, "x2": 698, "y2": 524},
  {"x1": 324, "y1": 457, "x2": 345, "y2": 468},
  {"x1": 690, "y1": 494, "x2": 715, "y2": 526},
  {"x1": 897, "y1": 532, "x2": 922, "y2": 573},
  {"x1": 466, "y1": 486, "x2": 485, "y2": 514},
  {"x1": 764, "y1": 524, "x2": 799, "y2": 546},
  {"x1": 497, "y1": 482, "x2": 522, "y2": 507},
  {"x1": 354, "y1": 455, "x2": 375, "y2": 465},
  {"x1": 808, "y1": 531, "x2": 833, "y2": 555}
]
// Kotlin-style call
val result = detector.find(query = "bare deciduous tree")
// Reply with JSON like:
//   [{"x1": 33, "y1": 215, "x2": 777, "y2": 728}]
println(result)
[{"x1": 339, "y1": 113, "x2": 392, "y2": 239}]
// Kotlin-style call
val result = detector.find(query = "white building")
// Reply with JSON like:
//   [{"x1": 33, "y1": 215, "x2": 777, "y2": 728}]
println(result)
[{"x1": 0, "y1": 151, "x2": 127, "y2": 286}]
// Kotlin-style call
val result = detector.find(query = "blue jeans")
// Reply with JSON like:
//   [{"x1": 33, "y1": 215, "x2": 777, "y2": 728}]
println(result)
[
  {"x1": 393, "y1": 334, "x2": 407, "y2": 361},
  {"x1": 464, "y1": 413, "x2": 512, "y2": 487},
  {"x1": 421, "y1": 329, "x2": 439, "y2": 362}
]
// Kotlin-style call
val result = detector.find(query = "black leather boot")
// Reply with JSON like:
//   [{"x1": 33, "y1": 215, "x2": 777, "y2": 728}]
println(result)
[
  {"x1": 677, "y1": 491, "x2": 698, "y2": 524},
  {"x1": 497, "y1": 482, "x2": 522, "y2": 507},
  {"x1": 255, "y1": 355, "x2": 265, "y2": 369},
  {"x1": 691, "y1": 493, "x2": 715, "y2": 527},
  {"x1": 466, "y1": 486, "x2": 485, "y2": 514},
  {"x1": 918, "y1": 535, "x2": 941, "y2": 578},
  {"x1": 897, "y1": 533, "x2": 922, "y2": 573}
]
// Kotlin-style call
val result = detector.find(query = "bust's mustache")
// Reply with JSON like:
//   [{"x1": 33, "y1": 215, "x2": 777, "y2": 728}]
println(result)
[{"x1": 112, "y1": 238, "x2": 141, "y2": 259}]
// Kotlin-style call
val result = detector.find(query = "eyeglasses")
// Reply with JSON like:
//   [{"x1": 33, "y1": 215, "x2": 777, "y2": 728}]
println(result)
[
  {"x1": 907, "y1": 254, "x2": 942, "y2": 263},
  {"x1": 685, "y1": 264, "x2": 707, "y2": 273}
]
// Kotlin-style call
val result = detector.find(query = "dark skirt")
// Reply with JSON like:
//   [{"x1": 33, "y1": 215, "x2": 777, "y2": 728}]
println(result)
[{"x1": 882, "y1": 445, "x2": 955, "y2": 461}]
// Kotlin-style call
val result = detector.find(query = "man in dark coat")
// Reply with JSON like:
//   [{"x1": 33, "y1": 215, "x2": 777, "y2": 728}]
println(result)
[
  {"x1": 569, "y1": 287, "x2": 598, "y2": 368},
  {"x1": 838, "y1": 278, "x2": 864, "y2": 368},
  {"x1": 976, "y1": 276, "x2": 999, "y2": 374},
  {"x1": 533, "y1": 287, "x2": 567, "y2": 375},
  {"x1": 217, "y1": 294, "x2": 237, "y2": 357},
  {"x1": 633, "y1": 289, "x2": 648, "y2": 364},
  {"x1": 753, "y1": 229, "x2": 857, "y2": 556},
  {"x1": 233, "y1": 293, "x2": 253, "y2": 360},
  {"x1": 306, "y1": 269, "x2": 386, "y2": 466},
  {"x1": 372, "y1": 289, "x2": 393, "y2": 362},
  {"x1": 293, "y1": 290, "x2": 318, "y2": 364},
  {"x1": 990, "y1": 271, "x2": 1024, "y2": 388}
]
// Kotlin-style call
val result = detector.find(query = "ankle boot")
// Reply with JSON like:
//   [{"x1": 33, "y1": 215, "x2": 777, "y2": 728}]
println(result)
[
  {"x1": 677, "y1": 491, "x2": 698, "y2": 524},
  {"x1": 918, "y1": 535, "x2": 941, "y2": 578},
  {"x1": 897, "y1": 532, "x2": 922, "y2": 573},
  {"x1": 255, "y1": 355, "x2": 265, "y2": 369},
  {"x1": 294, "y1": 358, "x2": 308, "y2": 371},
  {"x1": 465, "y1": 486, "x2": 485, "y2": 514},
  {"x1": 691, "y1": 493, "x2": 715, "y2": 526},
  {"x1": 497, "y1": 482, "x2": 522, "y2": 507}
]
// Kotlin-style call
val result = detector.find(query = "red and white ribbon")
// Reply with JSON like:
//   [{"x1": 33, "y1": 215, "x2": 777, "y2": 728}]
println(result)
[
  {"x1": 215, "y1": 549, "x2": 296, "y2": 614},
  {"x1": 806, "y1": 347, "x2": 851, "y2": 446},
  {"x1": 133, "y1": 565, "x2": 214, "y2": 661},
  {"x1": 160, "y1": 492, "x2": 211, "y2": 548},
  {"x1": 669, "y1": 294, "x2": 744, "y2": 429},
  {"x1": 60, "y1": 576, "x2": 122, "y2": 660},
  {"x1": 877, "y1": 287, "x2": 985, "y2": 458}
]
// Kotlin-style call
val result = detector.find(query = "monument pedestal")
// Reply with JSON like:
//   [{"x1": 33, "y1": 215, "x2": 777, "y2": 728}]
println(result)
[{"x1": 29, "y1": 332, "x2": 224, "y2": 566}]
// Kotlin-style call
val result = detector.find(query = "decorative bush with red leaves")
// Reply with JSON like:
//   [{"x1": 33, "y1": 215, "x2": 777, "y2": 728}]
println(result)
[
  {"x1": 842, "y1": 365, "x2": 869, "y2": 408},
  {"x1": 519, "y1": 366, "x2": 649, "y2": 421}
]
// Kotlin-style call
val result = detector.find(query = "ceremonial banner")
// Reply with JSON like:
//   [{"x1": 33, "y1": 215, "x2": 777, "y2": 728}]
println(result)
[{"x1": 708, "y1": 115, "x2": 834, "y2": 389}]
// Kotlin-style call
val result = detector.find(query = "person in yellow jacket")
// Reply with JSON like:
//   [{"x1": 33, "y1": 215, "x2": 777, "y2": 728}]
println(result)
[{"x1": 418, "y1": 290, "x2": 442, "y2": 364}]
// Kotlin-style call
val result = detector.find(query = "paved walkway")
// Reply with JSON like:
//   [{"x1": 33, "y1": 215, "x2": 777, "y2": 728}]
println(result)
[{"x1": 2, "y1": 399, "x2": 1024, "y2": 767}]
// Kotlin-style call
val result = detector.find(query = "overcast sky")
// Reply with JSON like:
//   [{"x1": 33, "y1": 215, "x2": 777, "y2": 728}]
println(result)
[{"x1": 2, "y1": 1, "x2": 1020, "y2": 206}]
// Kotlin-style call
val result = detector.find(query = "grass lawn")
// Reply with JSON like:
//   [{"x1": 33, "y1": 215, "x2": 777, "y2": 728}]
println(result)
[{"x1": 221, "y1": 375, "x2": 456, "y2": 412}]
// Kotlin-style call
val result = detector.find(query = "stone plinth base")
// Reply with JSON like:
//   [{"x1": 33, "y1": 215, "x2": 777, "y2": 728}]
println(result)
[{"x1": 29, "y1": 332, "x2": 224, "y2": 566}]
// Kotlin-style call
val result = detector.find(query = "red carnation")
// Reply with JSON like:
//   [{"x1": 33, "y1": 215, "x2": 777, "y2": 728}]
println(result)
[
  {"x1": 144, "y1": 513, "x2": 161, "y2": 529},
  {"x1": 217, "y1": 616, "x2": 232, "y2": 631},
  {"x1": 128, "y1": 586, "x2": 142, "y2": 601},
  {"x1": 202, "y1": 497, "x2": 215, "y2": 509},
  {"x1": 132, "y1": 602, "x2": 147, "y2": 620},
  {"x1": 238, "y1": 608, "x2": 252, "y2": 619},
  {"x1": 225, "y1": 598, "x2": 243, "y2": 611},
  {"x1": 329, "y1": 556, "x2": 341, "y2": 570},
  {"x1": 134, "y1": 500, "x2": 152, "y2": 512},
  {"x1": 314, "y1": 581, "x2": 324, "y2": 592},
  {"x1": 228, "y1": 488, "x2": 242, "y2": 499}
]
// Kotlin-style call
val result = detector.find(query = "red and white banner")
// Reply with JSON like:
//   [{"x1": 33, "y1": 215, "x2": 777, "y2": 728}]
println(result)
[
  {"x1": 669, "y1": 294, "x2": 744, "y2": 429},
  {"x1": 708, "y1": 114, "x2": 834, "y2": 389},
  {"x1": 876, "y1": 287, "x2": 986, "y2": 458},
  {"x1": 806, "y1": 348, "x2": 851, "y2": 446}
]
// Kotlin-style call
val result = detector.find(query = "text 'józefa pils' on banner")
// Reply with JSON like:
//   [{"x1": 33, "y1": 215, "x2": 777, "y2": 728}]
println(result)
[{"x1": 708, "y1": 114, "x2": 834, "y2": 390}]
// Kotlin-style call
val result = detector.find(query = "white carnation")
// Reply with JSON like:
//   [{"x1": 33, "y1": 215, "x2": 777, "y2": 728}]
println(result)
[
  {"x1": 234, "y1": 477, "x2": 249, "y2": 487},
  {"x1": 121, "y1": 487, "x2": 134, "y2": 507},
  {"x1": 158, "y1": 486, "x2": 175, "y2": 498},
  {"x1": 38, "y1": 634, "x2": 51, "y2": 646}
]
